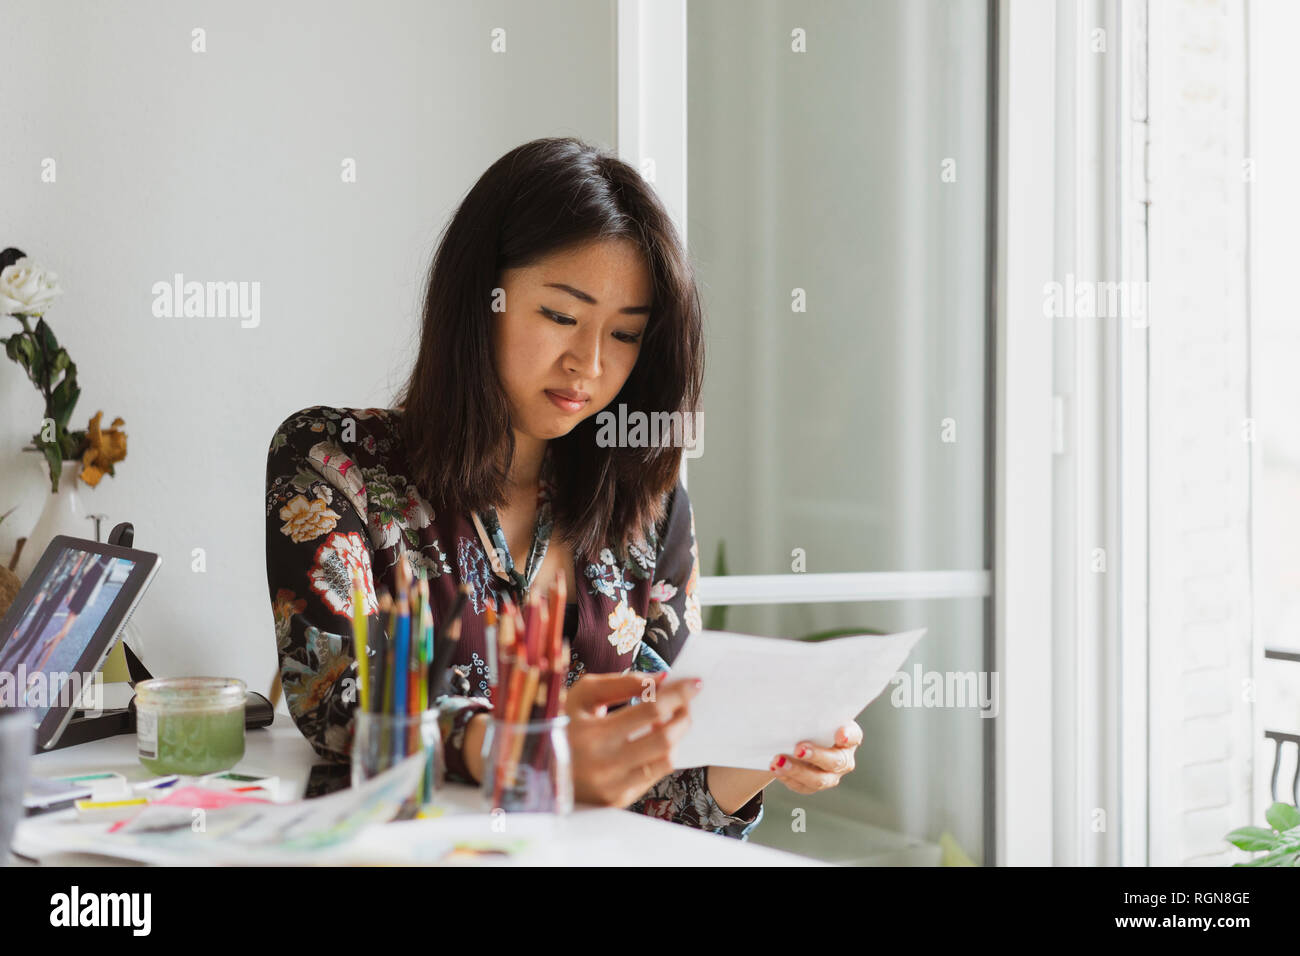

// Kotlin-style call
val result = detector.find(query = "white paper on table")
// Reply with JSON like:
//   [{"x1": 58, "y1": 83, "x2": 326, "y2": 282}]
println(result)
[
  {"x1": 665, "y1": 628, "x2": 926, "y2": 771},
  {"x1": 15, "y1": 751, "x2": 429, "y2": 865}
]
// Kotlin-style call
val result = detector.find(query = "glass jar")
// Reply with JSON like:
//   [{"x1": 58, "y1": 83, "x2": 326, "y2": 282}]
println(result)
[
  {"x1": 352, "y1": 709, "x2": 444, "y2": 818},
  {"x1": 480, "y1": 716, "x2": 573, "y2": 814},
  {"x1": 135, "y1": 677, "x2": 246, "y2": 775}
]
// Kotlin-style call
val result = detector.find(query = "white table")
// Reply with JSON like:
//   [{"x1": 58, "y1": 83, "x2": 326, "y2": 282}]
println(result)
[{"x1": 13, "y1": 712, "x2": 817, "y2": 866}]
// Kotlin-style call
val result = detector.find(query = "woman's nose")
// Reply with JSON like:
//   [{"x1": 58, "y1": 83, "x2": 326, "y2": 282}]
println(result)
[{"x1": 565, "y1": 329, "x2": 602, "y2": 378}]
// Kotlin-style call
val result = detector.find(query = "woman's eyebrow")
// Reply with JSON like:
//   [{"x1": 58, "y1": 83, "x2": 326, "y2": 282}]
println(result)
[{"x1": 543, "y1": 282, "x2": 651, "y2": 315}]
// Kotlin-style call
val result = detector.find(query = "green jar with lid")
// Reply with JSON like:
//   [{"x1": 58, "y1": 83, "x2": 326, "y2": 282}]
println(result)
[{"x1": 135, "y1": 677, "x2": 246, "y2": 775}]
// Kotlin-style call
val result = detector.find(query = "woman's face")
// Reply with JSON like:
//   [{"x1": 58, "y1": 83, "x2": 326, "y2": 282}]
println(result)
[{"x1": 494, "y1": 238, "x2": 652, "y2": 441}]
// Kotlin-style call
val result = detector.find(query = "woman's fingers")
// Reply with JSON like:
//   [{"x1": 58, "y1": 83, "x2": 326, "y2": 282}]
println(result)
[
  {"x1": 620, "y1": 702, "x2": 691, "y2": 766},
  {"x1": 768, "y1": 723, "x2": 861, "y2": 793},
  {"x1": 615, "y1": 755, "x2": 675, "y2": 806},
  {"x1": 770, "y1": 754, "x2": 843, "y2": 793},
  {"x1": 835, "y1": 722, "x2": 863, "y2": 748},
  {"x1": 571, "y1": 714, "x2": 679, "y2": 807},
  {"x1": 603, "y1": 677, "x2": 700, "y2": 737},
  {"x1": 567, "y1": 671, "x2": 665, "y2": 716},
  {"x1": 788, "y1": 740, "x2": 855, "y2": 775},
  {"x1": 567, "y1": 673, "x2": 700, "y2": 806}
]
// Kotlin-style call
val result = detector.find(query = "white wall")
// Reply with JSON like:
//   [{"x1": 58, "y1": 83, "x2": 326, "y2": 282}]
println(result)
[
  {"x1": 0, "y1": 0, "x2": 616, "y2": 694},
  {"x1": 1146, "y1": 0, "x2": 1255, "y2": 865},
  {"x1": 1249, "y1": 0, "x2": 1300, "y2": 819}
]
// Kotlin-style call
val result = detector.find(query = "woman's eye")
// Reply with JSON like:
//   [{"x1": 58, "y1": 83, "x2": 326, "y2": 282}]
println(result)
[
  {"x1": 540, "y1": 307, "x2": 576, "y2": 326},
  {"x1": 542, "y1": 307, "x2": 640, "y2": 344}
]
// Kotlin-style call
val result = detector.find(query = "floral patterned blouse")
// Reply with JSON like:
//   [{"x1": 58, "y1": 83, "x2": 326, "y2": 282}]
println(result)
[{"x1": 264, "y1": 405, "x2": 764, "y2": 839}]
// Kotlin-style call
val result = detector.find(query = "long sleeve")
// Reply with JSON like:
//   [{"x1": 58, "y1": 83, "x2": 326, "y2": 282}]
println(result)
[
  {"x1": 265, "y1": 409, "x2": 374, "y2": 763},
  {"x1": 264, "y1": 406, "x2": 491, "y2": 774},
  {"x1": 625, "y1": 479, "x2": 765, "y2": 840}
]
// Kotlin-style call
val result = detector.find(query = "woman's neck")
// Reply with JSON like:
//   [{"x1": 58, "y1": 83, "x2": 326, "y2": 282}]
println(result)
[{"x1": 506, "y1": 430, "x2": 547, "y2": 494}]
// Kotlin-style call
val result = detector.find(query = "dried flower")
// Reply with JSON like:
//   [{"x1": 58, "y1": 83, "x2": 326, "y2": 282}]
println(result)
[{"x1": 79, "y1": 410, "x2": 127, "y2": 487}]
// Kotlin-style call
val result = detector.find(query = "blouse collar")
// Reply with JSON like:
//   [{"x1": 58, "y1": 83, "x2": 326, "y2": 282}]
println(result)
[{"x1": 470, "y1": 443, "x2": 557, "y2": 601}]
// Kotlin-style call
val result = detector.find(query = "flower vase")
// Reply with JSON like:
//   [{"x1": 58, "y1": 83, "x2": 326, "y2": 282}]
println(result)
[{"x1": 15, "y1": 459, "x2": 95, "y2": 583}]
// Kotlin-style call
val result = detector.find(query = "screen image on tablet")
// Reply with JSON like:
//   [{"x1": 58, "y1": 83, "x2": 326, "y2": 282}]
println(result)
[{"x1": 0, "y1": 535, "x2": 160, "y2": 747}]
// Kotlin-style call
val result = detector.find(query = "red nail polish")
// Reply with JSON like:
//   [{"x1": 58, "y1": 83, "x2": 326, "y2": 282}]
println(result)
[
  {"x1": 776, "y1": 756, "x2": 786, "y2": 768},
  {"x1": 796, "y1": 746, "x2": 807, "y2": 758}
]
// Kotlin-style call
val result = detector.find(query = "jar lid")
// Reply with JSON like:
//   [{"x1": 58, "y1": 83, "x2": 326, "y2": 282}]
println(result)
[{"x1": 135, "y1": 677, "x2": 246, "y2": 709}]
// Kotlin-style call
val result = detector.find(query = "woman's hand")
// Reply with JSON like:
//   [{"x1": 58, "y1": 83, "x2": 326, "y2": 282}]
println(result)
[
  {"x1": 564, "y1": 670, "x2": 701, "y2": 808},
  {"x1": 769, "y1": 722, "x2": 863, "y2": 794}
]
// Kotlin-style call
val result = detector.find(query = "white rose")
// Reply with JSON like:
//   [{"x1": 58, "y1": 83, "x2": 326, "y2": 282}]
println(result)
[{"x1": 0, "y1": 258, "x2": 63, "y2": 317}]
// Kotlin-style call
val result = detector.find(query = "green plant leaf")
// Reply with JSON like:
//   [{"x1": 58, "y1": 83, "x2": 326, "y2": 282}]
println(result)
[
  {"x1": 35, "y1": 317, "x2": 59, "y2": 354},
  {"x1": 42, "y1": 443, "x2": 64, "y2": 494},
  {"x1": 30, "y1": 331, "x2": 50, "y2": 377},
  {"x1": 49, "y1": 375, "x2": 80, "y2": 429},
  {"x1": 1236, "y1": 845, "x2": 1300, "y2": 867},
  {"x1": 61, "y1": 428, "x2": 86, "y2": 460},
  {"x1": 6, "y1": 332, "x2": 35, "y2": 373},
  {"x1": 1264, "y1": 801, "x2": 1300, "y2": 833},
  {"x1": 705, "y1": 538, "x2": 729, "y2": 632},
  {"x1": 5, "y1": 334, "x2": 24, "y2": 363},
  {"x1": 798, "y1": 626, "x2": 890, "y2": 643},
  {"x1": 1225, "y1": 826, "x2": 1280, "y2": 852}
]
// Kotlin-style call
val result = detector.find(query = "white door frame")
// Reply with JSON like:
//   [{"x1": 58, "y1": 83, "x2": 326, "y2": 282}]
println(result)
[{"x1": 993, "y1": 0, "x2": 1056, "y2": 867}]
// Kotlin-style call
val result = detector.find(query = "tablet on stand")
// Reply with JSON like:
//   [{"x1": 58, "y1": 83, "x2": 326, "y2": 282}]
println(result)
[{"x1": 0, "y1": 524, "x2": 161, "y2": 751}]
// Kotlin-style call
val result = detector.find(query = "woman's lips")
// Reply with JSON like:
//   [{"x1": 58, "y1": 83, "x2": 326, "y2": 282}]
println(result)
[{"x1": 545, "y1": 390, "x2": 588, "y2": 413}]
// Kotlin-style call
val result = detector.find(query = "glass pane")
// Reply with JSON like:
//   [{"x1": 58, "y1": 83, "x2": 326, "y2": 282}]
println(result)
[
  {"x1": 707, "y1": 598, "x2": 988, "y2": 865},
  {"x1": 686, "y1": 0, "x2": 990, "y2": 575}
]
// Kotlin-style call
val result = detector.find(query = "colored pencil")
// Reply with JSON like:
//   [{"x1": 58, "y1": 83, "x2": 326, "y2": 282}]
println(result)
[
  {"x1": 487, "y1": 576, "x2": 573, "y2": 804},
  {"x1": 428, "y1": 582, "x2": 469, "y2": 700},
  {"x1": 378, "y1": 591, "x2": 394, "y2": 718},
  {"x1": 351, "y1": 566, "x2": 370, "y2": 713},
  {"x1": 392, "y1": 562, "x2": 411, "y2": 757},
  {"x1": 496, "y1": 594, "x2": 517, "y2": 704},
  {"x1": 418, "y1": 574, "x2": 432, "y2": 713},
  {"x1": 545, "y1": 643, "x2": 570, "y2": 720},
  {"x1": 523, "y1": 590, "x2": 542, "y2": 665}
]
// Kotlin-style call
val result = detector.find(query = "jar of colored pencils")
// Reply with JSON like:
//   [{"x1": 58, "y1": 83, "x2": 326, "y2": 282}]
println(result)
[
  {"x1": 352, "y1": 709, "x2": 444, "y2": 816},
  {"x1": 480, "y1": 715, "x2": 573, "y2": 814}
]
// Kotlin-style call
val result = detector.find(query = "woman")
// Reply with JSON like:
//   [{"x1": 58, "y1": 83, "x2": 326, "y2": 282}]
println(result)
[
  {"x1": 4, "y1": 548, "x2": 86, "y2": 672},
  {"x1": 264, "y1": 136, "x2": 862, "y2": 840},
  {"x1": 30, "y1": 554, "x2": 113, "y2": 672}
]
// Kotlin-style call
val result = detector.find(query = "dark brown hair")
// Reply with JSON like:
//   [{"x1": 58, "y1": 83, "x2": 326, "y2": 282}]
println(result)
[{"x1": 396, "y1": 137, "x2": 704, "y2": 560}]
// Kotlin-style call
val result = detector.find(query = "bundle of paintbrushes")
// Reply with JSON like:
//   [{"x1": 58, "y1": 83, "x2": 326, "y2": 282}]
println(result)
[
  {"x1": 484, "y1": 571, "x2": 572, "y2": 812},
  {"x1": 350, "y1": 551, "x2": 469, "y2": 805}
]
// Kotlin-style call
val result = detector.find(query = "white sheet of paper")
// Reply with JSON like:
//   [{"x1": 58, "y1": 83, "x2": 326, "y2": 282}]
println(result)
[{"x1": 665, "y1": 628, "x2": 927, "y2": 771}]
